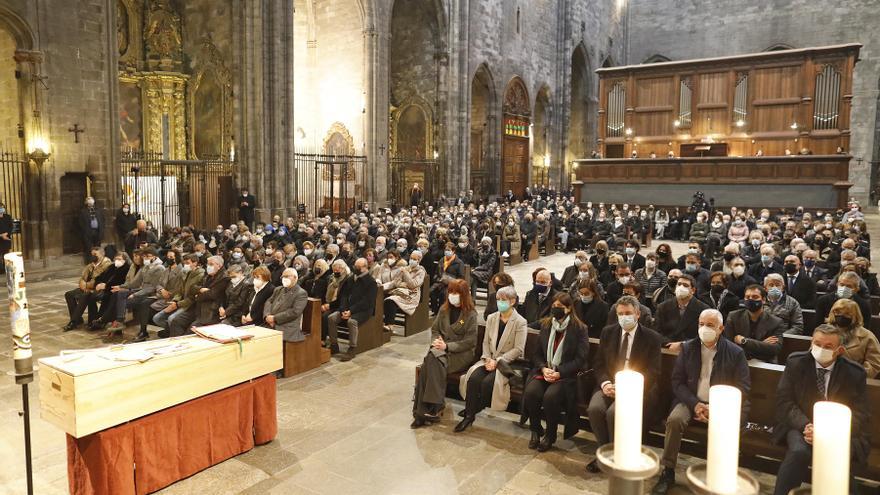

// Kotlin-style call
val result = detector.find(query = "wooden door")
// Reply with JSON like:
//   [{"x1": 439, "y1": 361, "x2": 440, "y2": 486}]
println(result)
[
  {"x1": 60, "y1": 173, "x2": 88, "y2": 254},
  {"x1": 503, "y1": 136, "x2": 529, "y2": 198}
]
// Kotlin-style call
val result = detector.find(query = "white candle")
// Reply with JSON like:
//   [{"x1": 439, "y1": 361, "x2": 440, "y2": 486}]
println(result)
[
  {"x1": 706, "y1": 385, "x2": 741, "y2": 494},
  {"x1": 613, "y1": 370, "x2": 644, "y2": 470},
  {"x1": 812, "y1": 401, "x2": 851, "y2": 494}
]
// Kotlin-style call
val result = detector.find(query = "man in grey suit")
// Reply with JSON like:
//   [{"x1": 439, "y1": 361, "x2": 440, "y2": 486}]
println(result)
[{"x1": 264, "y1": 268, "x2": 309, "y2": 343}]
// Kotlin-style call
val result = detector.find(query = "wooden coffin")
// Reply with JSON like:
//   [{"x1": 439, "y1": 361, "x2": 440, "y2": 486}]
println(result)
[{"x1": 38, "y1": 326, "x2": 282, "y2": 438}]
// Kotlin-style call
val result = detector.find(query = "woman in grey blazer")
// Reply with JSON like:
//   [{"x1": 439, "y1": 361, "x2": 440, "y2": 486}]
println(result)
[
  {"x1": 455, "y1": 285, "x2": 527, "y2": 433},
  {"x1": 411, "y1": 279, "x2": 477, "y2": 428}
]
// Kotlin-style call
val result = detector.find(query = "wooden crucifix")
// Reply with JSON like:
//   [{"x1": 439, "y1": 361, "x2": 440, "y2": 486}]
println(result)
[{"x1": 68, "y1": 124, "x2": 85, "y2": 143}]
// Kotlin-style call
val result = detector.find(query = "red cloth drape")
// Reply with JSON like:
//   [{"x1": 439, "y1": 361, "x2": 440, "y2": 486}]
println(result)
[{"x1": 66, "y1": 374, "x2": 277, "y2": 495}]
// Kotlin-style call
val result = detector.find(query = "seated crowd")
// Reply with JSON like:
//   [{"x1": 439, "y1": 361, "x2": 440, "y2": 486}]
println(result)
[{"x1": 61, "y1": 192, "x2": 876, "y2": 493}]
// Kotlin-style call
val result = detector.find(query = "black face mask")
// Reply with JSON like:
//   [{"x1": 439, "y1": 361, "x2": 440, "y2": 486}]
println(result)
[
  {"x1": 710, "y1": 284, "x2": 724, "y2": 295},
  {"x1": 834, "y1": 315, "x2": 853, "y2": 328},
  {"x1": 784, "y1": 263, "x2": 798, "y2": 274},
  {"x1": 723, "y1": 253, "x2": 735, "y2": 262},
  {"x1": 667, "y1": 278, "x2": 679, "y2": 289},
  {"x1": 657, "y1": 251, "x2": 669, "y2": 258},
  {"x1": 597, "y1": 249, "x2": 606, "y2": 256},
  {"x1": 551, "y1": 307, "x2": 567, "y2": 320},
  {"x1": 744, "y1": 299, "x2": 763, "y2": 312},
  {"x1": 91, "y1": 255, "x2": 99, "y2": 263}
]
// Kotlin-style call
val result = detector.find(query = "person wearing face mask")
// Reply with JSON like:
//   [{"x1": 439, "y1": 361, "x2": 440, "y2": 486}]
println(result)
[
  {"x1": 606, "y1": 280, "x2": 654, "y2": 328},
  {"x1": 300, "y1": 259, "x2": 331, "y2": 303},
  {"x1": 327, "y1": 258, "x2": 377, "y2": 361},
  {"x1": 77, "y1": 196, "x2": 106, "y2": 264},
  {"x1": 411, "y1": 279, "x2": 477, "y2": 428},
  {"x1": 241, "y1": 266, "x2": 274, "y2": 329},
  {"x1": 676, "y1": 242, "x2": 708, "y2": 271},
  {"x1": 483, "y1": 273, "x2": 514, "y2": 320},
  {"x1": 429, "y1": 243, "x2": 465, "y2": 314},
  {"x1": 800, "y1": 249, "x2": 829, "y2": 291},
  {"x1": 604, "y1": 262, "x2": 633, "y2": 305},
  {"x1": 654, "y1": 274, "x2": 710, "y2": 352},
  {"x1": 589, "y1": 240, "x2": 611, "y2": 278},
  {"x1": 727, "y1": 216, "x2": 749, "y2": 244},
  {"x1": 523, "y1": 269, "x2": 558, "y2": 327},
  {"x1": 218, "y1": 265, "x2": 252, "y2": 327},
  {"x1": 653, "y1": 243, "x2": 676, "y2": 274},
  {"x1": 748, "y1": 245, "x2": 784, "y2": 284},
  {"x1": 267, "y1": 250, "x2": 288, "y2": 287},
  {"x1": 826, "y1": 299, "x2": 880, "y2": 378},
  {"x1": 561, "y1": 251, "x2": 589, "y2": 289},
  {"x1": 681, "y1": 253, "x2": 711, "y2": 295},
  {"x1": 238, "y1": 188, "x2": 256, "y2": 229},
  {"x1": 383, "y1": 250, "x2": 429, "y2": 330},
  {"x1": 634, "y1": 253, "x2": 667, "y2": 308},
  {"x1": 686, "y1": 212, "x2": 709, "y2": 247},
  {"x1": 455, "y1": 235, "x2": 475, "y2": 266},
  {"x1": 586, "y1": 295, "x2": 663, "y2": 473},
  {"x1": 724, "y1": 285, "x2": 785, "y2": 362},
  {"x1": 726, "y1": 256, "x2": 757, "y2": 299},
  {"x1": 816, "y1": 271, "x2": 871, "y2": 329},
  {"x1": 771, "y1": 324, "x2": 869, "y2": 495},
  {"x1": 114, "y1": 202, "x2": 137, "y2": 246},
  {"x1": 622, "y1": 240, "x2": 645, "y2": 271},
  {"x1": 853, "y1": 256, "x2": 880, "y2": 296},
  {"x1": 780, "y1": 254, "x2": 817, "y2": 309},
  {"x1": 263, "y1": 268, "x2": 309, "y2": 344},
  {"x1": 63, "y1": 246, "x2": 113, "y2": 331},
  {"x1": 573, "y1": 279, "x2": 609, "y2": 337},
  {"x1": 456, "y1": 285, "x2": 527, "y2": 433},
  {"x1": 762, "y1": 273, "x2": 805, "y2": 335},
  {"x1": 652, "y1": 309, "x2": 750, "y2": 495},
  {"x1": 172, "y1": 255, "x2": 230, "y2": 335},
  {"x1": 500, "y1": 215, "x2": 522, "y2": 261},
  {"x1": 469, "y1": 236, "x2": 498, "y2": 294},
  {"x1": 521, "y1": 293, "x2": 589, "y2": 452},
  {"x1": 697, "y1": 271, "x2": 741, "y2": 323},
  {"x1": 652, "y1": 268, "x2": 682, "y2": 308},
  {"x1": 88, "y1": 252, "x2": 133, "y2": 333},
  {"x1": 152, "y1": 254, "x2": 205, "y2": 339},
  {"x1": 710, "y1": 242, "x2": 740, "y2": 274},
  {"x1": 99, "y1": 248, "x2": 164, "y2": 338}
]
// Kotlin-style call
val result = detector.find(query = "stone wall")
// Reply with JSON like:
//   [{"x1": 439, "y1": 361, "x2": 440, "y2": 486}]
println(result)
[
  {"x1": 0, "y1": 28, "x2": 17, "y2": 150},
  {"x1": 627, "y1": 0, "x2": 880, "y2": 205}
]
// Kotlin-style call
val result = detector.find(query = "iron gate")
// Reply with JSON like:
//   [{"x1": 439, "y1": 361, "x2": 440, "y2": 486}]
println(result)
[
  {"x1": 0, "y1": 150, "x2": 26, "y2": 253},
  {"x1": 390, "y1": 157, "x2": 439, "y2": 208},
  {"x1": 120, "y1": 150, "x2": 235, "y2": 233},
  {"x1": 294, "y1": 153, "x2": 367, "y2": 218}
]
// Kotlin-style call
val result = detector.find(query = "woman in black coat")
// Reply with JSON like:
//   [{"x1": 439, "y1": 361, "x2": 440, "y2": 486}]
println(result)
[
  {"x1": 522, "y1": 292, "x2": 589, "y2": 452},
  {"x1": 242, "y1": 266, "x2": 274, "y2": 327},
  {"x1": 572, "y1": 278, "x2": 609, "y2": 338}
]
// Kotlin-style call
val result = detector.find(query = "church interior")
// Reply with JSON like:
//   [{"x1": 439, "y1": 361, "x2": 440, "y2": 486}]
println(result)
[{"x1": 1, "y1": 0, "x2": 880, "y2": 494}]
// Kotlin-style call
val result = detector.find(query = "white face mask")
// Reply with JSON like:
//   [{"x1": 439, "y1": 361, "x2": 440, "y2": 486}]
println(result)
[
  {"x1": 448, "y1": 293, "x2": 461, "y2": 307},
  {"x1": 231, "y1": 276, "x2": 243, "y2": 285},
  {"x1": 811, "y1": 344, "x2": 835, "y2": 365},
  {"x1": 114, "y1": 259, "x2": 125, "y2": 268},
  {"x1": 253, "y1": 278, "x2": 266, "y2": 290},
  {"x1": 206, "y1": 265, "x2": 217, "y2": 275},
  {"x1": 281, "y1": 277, "x2": 293, "y2": 288},
  {"x1": 618, "y1": 314, "x2": 637, "y2": 331},
  {"x1": 618, "y1": 276, "x2": 631, "y2": 285},
  {"x1": 698, "y1": 326, "x2": 717, "y2": 344},
  {"x1": 645, "y1": 260, "x2": 656, "y2": 270},
  {"x1": 674, "y1": 285, "x2": 691, "y2": 299},
  {"x1": 304, "y1": 249, "x2": 313, "y2": 255},
  {"x1": 732, "y1": 266, "x2": 745, "y2": 277}
]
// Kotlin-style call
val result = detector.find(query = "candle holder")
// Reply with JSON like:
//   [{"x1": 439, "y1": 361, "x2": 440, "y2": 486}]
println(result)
[
  {"x1": 686, "y1": 463, "x2": 760, "y2": 495},
  {"x1": 595, "y1": 443, "x2": 660, "y2": 495}
]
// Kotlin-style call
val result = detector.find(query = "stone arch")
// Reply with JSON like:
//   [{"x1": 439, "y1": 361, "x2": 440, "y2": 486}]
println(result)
[
  {"x1": 533, "y1": 84, "x2": 552, "y2": 187},
  {"x1": 188, "y1": 37, "x2": 233, "y2": 159},
  {"x1": 764, "y1": 43, "x2": 795, "y2": 52},
  {"x1": 0, "y1": 6, "x2": 35, "y2": 51},
  {"x1": 642, "y1": 53, "x2": 671, "y2": 64},
  {"x1": 470, "y1": 63, "x2": 497, "y2": 196},
  {"x1": 391, "y1": 96, "x2": 433, "y2": 159},
  {"x1": 501, "y1": 76, "x2": 531, "y2": 198},
  {"x1": 568, "y1": 43, "x2": 594, "y2": 166}
]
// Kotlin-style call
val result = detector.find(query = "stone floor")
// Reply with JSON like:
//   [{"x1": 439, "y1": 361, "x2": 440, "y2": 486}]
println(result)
[{"x1": 4, "y1": 217, "x2": 880, "y2": 495}]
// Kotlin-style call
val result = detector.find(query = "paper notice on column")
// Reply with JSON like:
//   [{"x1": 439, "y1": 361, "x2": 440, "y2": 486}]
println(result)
[{"x1": 193, "y1": 324, "x2": 255, "y2": 344}]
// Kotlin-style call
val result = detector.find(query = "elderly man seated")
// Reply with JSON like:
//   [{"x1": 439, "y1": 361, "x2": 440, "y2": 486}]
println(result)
[
  {"x1": 264, "y1": 268, "x2": 309, "y2": 342},
  {"x1": 651, "y1": 309, "x2": 751, "y2": 494},
  {"x1": 173, "y1": 255, "x2": 229, "y2": 336},
  {"x1": 327, "y1": 258, "x2": 378, "y2": 361},
  {"x1": 63, "y1": 246, "x2": 112, "y2": 331}
]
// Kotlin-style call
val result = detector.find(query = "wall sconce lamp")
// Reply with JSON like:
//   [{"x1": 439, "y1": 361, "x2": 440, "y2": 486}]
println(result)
[
  {"x1": 624, "y1": 128, "x2": 633, "y2": 136},
  {"x1": 673, "y1": 120, "x2": 681, "y2": 128},
  {"x1": 27, "y1": 136, "x2": 50, "y2": 166},
  {"x1": 735, "y1": 119, "x2": 745, "y2": 128}
]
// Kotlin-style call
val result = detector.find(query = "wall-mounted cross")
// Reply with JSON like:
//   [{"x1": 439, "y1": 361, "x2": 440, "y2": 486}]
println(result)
[{"x1": 68, "y1": 124, "x2": 85, "y2": 143}]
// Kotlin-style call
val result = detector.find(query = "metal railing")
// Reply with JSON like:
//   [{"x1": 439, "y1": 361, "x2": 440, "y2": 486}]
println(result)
[
  {"x1": 389, "y1": 157, "x2": 439, "y2": 208},
  {"x1": 293, "y1": 152, "x2": 367, "y2": 218},
  {"x1": 0, "y1": 149, "x2": 25, "y2": 252},
  {"x1": 120, "y1": 150, "x2": 235, "y2": 233}
]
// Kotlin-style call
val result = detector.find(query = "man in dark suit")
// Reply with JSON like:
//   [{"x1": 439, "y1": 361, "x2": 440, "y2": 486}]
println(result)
[
  {"x1": 623, "y1": 240, "x2": 646, "y2": 272},
  {"x1": 560, "y1": 251, "x2": 589, "y2": 289},
  {"x1": 238, "y1": 187, "x2": 256, "y2": 229},
  {"x1": 748, "y1": 245, "x2": 784, "y2": 284},
  {"x1": 77, "y1": 196, "x2": 105, "y2": 264},
  {"x1": 655, "y1": 274, "x2": 710, "y2": 352},
  {"x1": 652, "y1": 309, "x2": 751, "y2": 494},
  {"x1": 772, "y1": 324, "x2": 870, "y2": 495},
  {"x1": 802, "y1": 249, "x2": 830, "y2": 291},
  {"x1": 586, "y1": 296, "x2": 663, "y2": 473},
  {"x1": 724, "y1": 285, "x2": 784, "y2": 362},
  {"x1": 170, "y1": 255, "x2": 229, "y2": 336},
  {"x1": 604, "y1": 262, "x2": 632, "y2": 305},
  {"x1": 522, "y1": 269, "x2": 558, "y2": 326},
  {"x1": 327, "y1": 257, "x2": 378, "y2": 361},
  {"x1": 782, "y1": 255, "x2": 817, "y2": 309},
  {"x1": 815, "y1": 271, "x2": 871, "y2": 325}
]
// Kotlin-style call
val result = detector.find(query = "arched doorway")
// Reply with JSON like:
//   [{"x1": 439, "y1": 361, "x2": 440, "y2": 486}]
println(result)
[
  {"x1": 502, "y1": 77, "x2": 530, "y2": 198},
  {"x1": 532, "y1": 85, "x2": 551, "y2": 187},
  {"x1": 389, "y1": 0, "x2": 445, "y2": 203},
  {"x1": 470, "y1": 64, "x2": 495, "y2": 198},
  {"x1": 568, "y1": 43, "x2": 592, "y2": 165}
]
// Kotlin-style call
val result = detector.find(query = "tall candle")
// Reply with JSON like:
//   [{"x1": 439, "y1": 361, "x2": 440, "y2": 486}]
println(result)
[
  {"x1": 813, "y1": 401, "x2": 851, "y2": 494},
  {"x1": 5, "y1": 253, "x2": 33, "y2": 385},
  {"x1": 706, "y1": 385, "x2": 741, "y2": 493},
  {"x1": 613, "y1": 370, "x2": 644, "y2": 469}
]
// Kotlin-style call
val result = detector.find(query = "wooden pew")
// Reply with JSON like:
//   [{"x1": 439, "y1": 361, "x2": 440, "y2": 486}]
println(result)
[
  {"x1": 403, "y1": 277, "x2": 431, "y2": 336},
  {"x1": 334, "y1": 286, "x2": 385, "y2": 354},
  {"x1": 803, "y1": 309, "x2": 819, "y2": 334},
  {"x1": 780, "y1": 333, "x2": 812, "y2": 363},
  {"x1": 541, "y1": 226, "x2": 556, "y2": 256},
  {"x1": 527, "y1": 237, "x2": 540, "y2": 262},
  {"x1": 282, "y1": 298, "x2": 327, "y2": 378}
]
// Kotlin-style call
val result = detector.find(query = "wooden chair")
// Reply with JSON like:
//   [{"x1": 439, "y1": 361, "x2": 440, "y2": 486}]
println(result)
[
  {"x1": 282, "y1": 298, "x2": 327, "y2": 378},
  {"x1": 780, "y1": 333, "x2": 812, "y2": 363},
  {"x1": 402, "y1": 277, "x2": 431, "y2": 336},
  {"x1": 335, "y1": 286, "x2": 386, "y2": 354}
]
